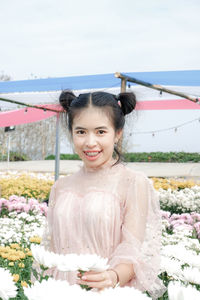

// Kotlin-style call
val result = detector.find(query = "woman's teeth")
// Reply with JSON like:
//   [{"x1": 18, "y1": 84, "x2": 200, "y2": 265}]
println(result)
[{"x1": 85, "y1": 152, "x2": 100, "y2": 157}]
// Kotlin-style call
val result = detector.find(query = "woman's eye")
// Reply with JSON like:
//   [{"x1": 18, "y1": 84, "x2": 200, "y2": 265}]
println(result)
[
  {"x1": 98, "y1": 130, "x2": 106, "y2": 135},
  {"x1": 76, "y1": 130, "x2": 85, "y2": 135}
]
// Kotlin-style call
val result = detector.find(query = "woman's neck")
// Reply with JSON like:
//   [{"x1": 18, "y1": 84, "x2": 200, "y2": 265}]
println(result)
[{"x1": 82, "y1": 159, "x2": 118, "y2": 173}]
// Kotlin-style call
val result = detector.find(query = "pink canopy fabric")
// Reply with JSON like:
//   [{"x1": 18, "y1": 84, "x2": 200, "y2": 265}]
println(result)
[
  {"x1": 0, "y1": 100, "x2": 199, "y2": 127},
  {"x1": 136, "y1": 99, "x2": 200, "y2": 110},
  {"x1": 0, "y1": 104, "x2": 63, "y2": 127}
]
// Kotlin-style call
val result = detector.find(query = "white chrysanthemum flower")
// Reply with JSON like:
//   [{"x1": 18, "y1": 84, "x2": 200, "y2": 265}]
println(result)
[
  {"x1": 0, "y1": 214, "x2": 46, "y2": 245},
  {"x1": 100, "y1": 286, "x2": 151, "y2": 299},
  {"x1": 0, "y1": 268, "x2": 17, "y2": 300},
  {"x1": 24, "y1": 278, "x2": 151, "y2": 300},
  {"x1": 55, "y1": 253, "x2": 79, "y2": 271},
  {"x1": 24, "y1": 278, "x2": 99, "y2": 300},
  {"x1": 75, "y1": 254, "x2": 109, "y2": 272},
  {"x1": 160, "y1": 257, "x2": 182, "y2": 279},
  {"x1": 31, "y1": 245, "x2": 109, "y2": 272},
  {"x1": 168, "y1": 281, "x2": 200, "y2": 300},
  {"x1": 182, "y1": 266, "x2": 200, "y2": 285},
  {"x1": 31, "y1": 245, "x2": 58, "y2": 268},
  {"x1": 161, "y1": 244, "x2": 200, "y2": 269},
  {"x1": 159, "y1": 186, "x2": 200, "y2": 212}
]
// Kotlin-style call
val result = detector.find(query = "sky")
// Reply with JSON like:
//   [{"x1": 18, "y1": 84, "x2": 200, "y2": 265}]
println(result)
[{"x1": 0, "y1": 0, "x2": 200, "y2": 81}]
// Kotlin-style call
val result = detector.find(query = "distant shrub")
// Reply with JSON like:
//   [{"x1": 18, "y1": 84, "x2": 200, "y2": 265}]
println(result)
[
  {"x1": 45, "y1": 152, "x2": 200, "y2": 162},
  {"x1": 45, "y1": 153, "x2": 80, "y2": 160},
  {"x1": 0, "y1": 151, "x2": 29, "y2": 161},
  {"x1": 123, "y1": 152, "x2": 200, "y2": 162}
]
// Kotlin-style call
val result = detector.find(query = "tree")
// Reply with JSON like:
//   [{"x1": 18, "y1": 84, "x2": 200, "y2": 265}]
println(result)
[{"x1": 0, "y1": 71, "x2": 11, "y2": 81}]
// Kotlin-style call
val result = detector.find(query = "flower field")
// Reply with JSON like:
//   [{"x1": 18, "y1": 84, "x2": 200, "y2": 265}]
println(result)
[
  {"x1": 0, "y1": 171, "x2": 54, "y2": 200},
  {"x1": 0, "y1": 172, "x2": 200, "y2": 300}
]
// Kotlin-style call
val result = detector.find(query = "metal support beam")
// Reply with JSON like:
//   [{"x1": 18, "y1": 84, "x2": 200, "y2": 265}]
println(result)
[
  {"x1": 121, "y1": 78, "x2": 127, "y2": 93},
  {"x1": 115, "y1": 72, "x2": 199, "y2": 103},
  {"x1": 118, "y1": 78, "x2": 127, "y2": 153},
  {"x1": 55, "y1": 113, "x2": 60, "y2": 181}
]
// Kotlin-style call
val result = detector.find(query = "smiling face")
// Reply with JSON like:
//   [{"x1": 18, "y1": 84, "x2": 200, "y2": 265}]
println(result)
[{"x1": 72, "y1": 106, "x2": 122, "y2": 170}]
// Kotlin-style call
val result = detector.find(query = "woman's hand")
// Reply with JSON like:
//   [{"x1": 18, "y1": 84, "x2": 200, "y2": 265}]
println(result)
[{"x1": 76, "y1": 269, "x2": 118, "y2": 290}]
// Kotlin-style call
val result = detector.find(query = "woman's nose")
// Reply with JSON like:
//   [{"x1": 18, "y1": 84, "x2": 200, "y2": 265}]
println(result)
[{"x1": 86, "y1": 133, "x2": 97, "y2": 147}]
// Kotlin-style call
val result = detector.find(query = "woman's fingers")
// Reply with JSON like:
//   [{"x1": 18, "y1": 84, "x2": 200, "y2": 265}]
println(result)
[
  {"x1": 77, "y1": 278, "x2": 112, "y2": 289},
  {"x1": 76, "y1": 271, "x2": 112, "y2": 289},
  {"x1": 82, "y1": 272, "x2": 106, "y2": 282}
]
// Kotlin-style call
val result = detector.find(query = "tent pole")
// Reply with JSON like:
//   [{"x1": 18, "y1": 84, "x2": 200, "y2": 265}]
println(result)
[{"x1": 55, "y1": 113, "x2": 60, "y2": 181}]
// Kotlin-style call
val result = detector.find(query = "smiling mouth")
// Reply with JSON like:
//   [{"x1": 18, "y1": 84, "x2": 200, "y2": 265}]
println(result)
[{"x1": 84, "y1": 151, "x2": 102, "y2": 157}]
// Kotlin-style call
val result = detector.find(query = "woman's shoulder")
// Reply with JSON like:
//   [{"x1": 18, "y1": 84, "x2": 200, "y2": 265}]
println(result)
[
  {"x1": 52, "y1": 172, "x2": 77, "y2": 190},
  {"x1": 117, "y1": 163, "x2": 149, "y2": 182}
]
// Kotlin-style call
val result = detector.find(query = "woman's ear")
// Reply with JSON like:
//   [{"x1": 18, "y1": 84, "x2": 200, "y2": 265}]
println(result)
[{"x1": 115, "y1": 129, "x2": 123, "y2": 143}]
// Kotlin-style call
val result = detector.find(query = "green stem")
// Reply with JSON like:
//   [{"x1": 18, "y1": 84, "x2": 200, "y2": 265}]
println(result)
[{"x1": 78, "y1": 269, "x2": 92, "y2": 291}]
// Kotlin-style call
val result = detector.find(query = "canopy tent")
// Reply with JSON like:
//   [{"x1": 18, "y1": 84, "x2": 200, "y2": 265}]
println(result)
[
  {"x1": 0, "y1": 70, "x2": 200, "y2": 180},
  {"x1": 0, "y1": 70, "x2": 200, "y2": 127},
  {"x1": 0, "y1": 70, "x2": 200, "y2": 94}
]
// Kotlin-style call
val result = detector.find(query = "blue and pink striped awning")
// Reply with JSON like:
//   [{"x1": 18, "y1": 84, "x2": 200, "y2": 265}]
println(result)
[{"x1": 0, "y1": 70, "x2": 199, "y2": 127}]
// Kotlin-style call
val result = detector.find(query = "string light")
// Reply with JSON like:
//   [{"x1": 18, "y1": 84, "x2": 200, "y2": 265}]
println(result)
[{"x1": 132, "y1": 116, "x2": 200, "y2": 135}]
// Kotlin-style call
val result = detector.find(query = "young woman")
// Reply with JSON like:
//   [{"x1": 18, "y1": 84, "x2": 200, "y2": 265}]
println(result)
[{"x1": 46, "y1": 91, "x2": 164, "y2": 298}]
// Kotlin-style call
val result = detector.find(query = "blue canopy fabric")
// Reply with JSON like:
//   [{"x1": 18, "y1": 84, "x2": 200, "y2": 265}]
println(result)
[{"x1": 0, "y1": 70, "x2": 199, "y2": 94}]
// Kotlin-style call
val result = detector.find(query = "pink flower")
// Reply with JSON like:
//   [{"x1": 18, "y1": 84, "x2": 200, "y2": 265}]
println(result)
[
  {"x1": 179, "y1": 215, "x2": 193, "y2": 225},
  {"x1": 170, "y1": 214, "x2": 181, "y2": 221},
  {"x1": 24, "y1": 204, "x2": 31, "y2": 213},
  {"x1": 191, "y1": 212, "x2": 200, "y2": 222},
  {"x1": 161, "y1": 210, "x2": 171, "y2": 219},
  {"x1": 170, "y1": 219, "x2": 185, "y2": 226}
]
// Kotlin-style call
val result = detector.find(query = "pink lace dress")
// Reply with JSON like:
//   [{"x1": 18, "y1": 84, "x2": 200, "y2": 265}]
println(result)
[{"x1": 44, "y1": 163, "x2": 164, "y2": 298}]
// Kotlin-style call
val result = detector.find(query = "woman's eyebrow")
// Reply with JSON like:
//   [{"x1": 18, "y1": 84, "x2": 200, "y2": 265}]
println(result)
[
  {"x1": 74, "y1": 126, "x2": 108, "y2": 130},
  {"x1": 95, "y1": 126, "x2": 108, "y2": 130},
  {"x1": 74, "y1": 126, "x2": 86, "y2": 130}
]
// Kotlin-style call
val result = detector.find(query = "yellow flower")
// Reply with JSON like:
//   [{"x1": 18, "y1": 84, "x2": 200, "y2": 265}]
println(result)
[
  {"x1": 0, "y1": 246, "x2": 5, "y2": 252},
  {"x1": 1, "y1": 253, "x2": 9, "y2": 259},
  {"x1": 17, "y1": 251, "x2": 26, "y2": 259},
  {"x1": 29, "y1": 236, "x2": 42, "y2": 244},
  {"x1": 26, "y1": 251, "x2": 32, "y2": 257},
  {"x1": 8, "y1": 255, "x2": 18, "y2": 261},
  {"x1": 0, "y1": 174, "x2": 53, "y2": 199},
  {"x1": 21, "y1": 281, "x2": 28, "y2": 288},
  {"x1": 4, "y1": 246, "x2": 11, "y2": 252},
  {"x1": 13, "y1": 274, "x2": 20, "y2": 282},
  {"x1": 151, "y1": 177, "x2": 200, "y2": 190},
  {"x1": 18, "y1": 263, "x2": 25, "y2": 268},
  {"x1": 8, "y1": 262, "x2": 14, "y2": 266},
  {"x1": 10, "y1": 243, "x2": 20, "y2": 249}
]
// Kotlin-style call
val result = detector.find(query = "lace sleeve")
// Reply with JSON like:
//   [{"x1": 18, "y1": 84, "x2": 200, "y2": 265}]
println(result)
[{"x1": 108, "y1": 171, "x2": 165, "y2": 299}]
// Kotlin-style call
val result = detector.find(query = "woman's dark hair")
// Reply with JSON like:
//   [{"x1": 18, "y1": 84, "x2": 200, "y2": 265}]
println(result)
[{"x1": 59, "y1": 90, "x2": 136, "y2": 163}]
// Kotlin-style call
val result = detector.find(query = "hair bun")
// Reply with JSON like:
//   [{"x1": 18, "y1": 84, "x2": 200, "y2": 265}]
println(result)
[
  {"x1": 118, "y1": 92, "x2": 136, "y2": 115},
  {"x1": 59, "y1": 90, "x2": 76, "y2": 111}
]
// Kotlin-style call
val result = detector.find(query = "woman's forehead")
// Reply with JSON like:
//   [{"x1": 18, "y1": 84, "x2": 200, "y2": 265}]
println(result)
[{"x1": 73, "y1": 106, "x2": 114, "y2": 128}]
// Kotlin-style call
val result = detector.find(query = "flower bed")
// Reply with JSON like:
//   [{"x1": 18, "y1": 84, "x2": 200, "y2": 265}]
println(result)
[
  {"x1": 0, "y1": 172, "x2": 54, "y2": 200},
  {"x1": 159, "y1": 186, "x2": 200, "y2": 214},
  {"x1": 152, "y1": 177, "x2": 200, "y2": 191},
  {"x1": 0, "y1": 172, "x2": 200, "y2": 299},
  {"x1": 0, "y1": 196, "x2": 47, "y2": 300}
]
